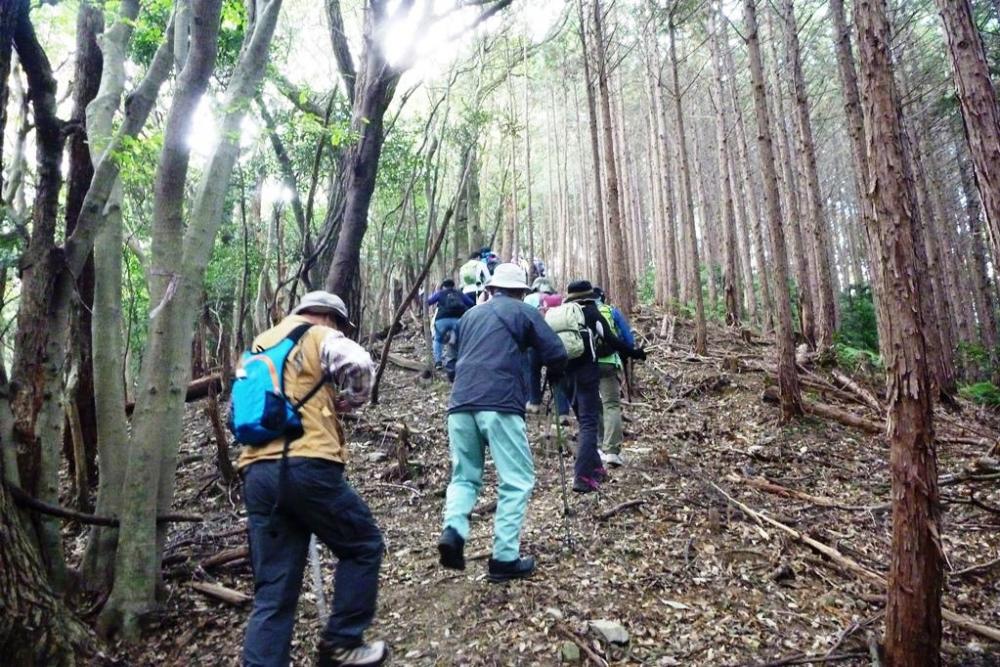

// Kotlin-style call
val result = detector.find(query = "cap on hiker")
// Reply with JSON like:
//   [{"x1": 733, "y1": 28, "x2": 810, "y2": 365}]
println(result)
[
  {"x1": 531, "y1": 277, "x2": 555, "y2": 294},
  {"x1": 565, "y1": 280, "x2": 596, "y2": 302},
  {"x1": 292, "y1": 291, "x2": 355, "y2": 328},
  {"x1": 441, "y1": 278, "x2": 456, "y2": 289},
  {"x1": 487, "y1": 263, "x2": 530, "y2": 291},
  {"x1": 592, "y1": 286, "x2": 605, "y2": 301}
]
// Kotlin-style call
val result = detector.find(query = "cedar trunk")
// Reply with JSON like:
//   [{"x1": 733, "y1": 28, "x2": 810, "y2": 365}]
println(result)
[
  {"x1": 744, "y1": 0, "x2": 802, "y2": 420},
  {"x1": 855, "y1": 0, "x2": 943, "y2": 664}
]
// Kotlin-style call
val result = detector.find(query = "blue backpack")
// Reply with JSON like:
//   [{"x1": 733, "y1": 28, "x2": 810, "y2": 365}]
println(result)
[{"x1": 229, "y1": 323, "x2": 327, "y2": 445}]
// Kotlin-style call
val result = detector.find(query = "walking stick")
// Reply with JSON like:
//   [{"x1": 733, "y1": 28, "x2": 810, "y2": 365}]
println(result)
[{"x1": 309, "y1": 536, "x2": 328, "y2": 621}]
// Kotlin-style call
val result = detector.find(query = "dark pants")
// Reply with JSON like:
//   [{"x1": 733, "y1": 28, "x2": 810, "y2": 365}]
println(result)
[
  {"x1": 525, "y1": 349, "x2": 570, "y2": 415},
  {"x1": 242, "y1": 458, "x2": 384, "y2": 667},
  {"x1": 563, "y1": 363, "x2": 601, "y2": 481}
]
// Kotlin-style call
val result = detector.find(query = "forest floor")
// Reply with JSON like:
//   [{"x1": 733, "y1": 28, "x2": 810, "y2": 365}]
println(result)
[{"x1": 79, "y1": 312, "x2": 1000, "y2": 666}]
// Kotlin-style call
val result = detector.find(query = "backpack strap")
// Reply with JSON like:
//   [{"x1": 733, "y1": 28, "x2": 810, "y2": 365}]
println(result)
[{"x1": 490, "y1": 308, "x2": 525, "y2": 353}]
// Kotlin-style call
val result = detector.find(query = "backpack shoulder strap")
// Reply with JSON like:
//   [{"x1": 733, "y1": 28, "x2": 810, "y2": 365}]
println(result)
[{"x1": 286, "y1": 323, "x2": 313, "y2": 345}]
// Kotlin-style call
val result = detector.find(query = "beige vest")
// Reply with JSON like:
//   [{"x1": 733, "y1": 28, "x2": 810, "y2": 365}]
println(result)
[{"x1": 237, "y1": 315, "x2": 347, "y2": 469}]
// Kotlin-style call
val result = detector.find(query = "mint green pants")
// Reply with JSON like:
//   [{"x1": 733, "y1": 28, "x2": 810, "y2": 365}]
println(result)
[{"x1": 444, "y1": 411, "x2": 535, "y2": 562}]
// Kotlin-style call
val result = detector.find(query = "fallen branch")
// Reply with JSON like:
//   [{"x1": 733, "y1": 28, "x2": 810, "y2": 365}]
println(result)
[
  {"x1": 597, "y1": 499, "x2": 644, "y2": 521},
  {"x1": 726, "y1": 474, "x2": 886, "y2": 513},
  {"x1": 950, "y1": 555, "x2": 1000, "y2": 579},
  {"x1": 126, "y1": 373, "x2": 221, "y2": 415},
  {"x1": 9, "y1": 484, "x2": 202, "y2": 526},
  {"x1": 830, "y1": 369, "x2": 883, "y2": 413},
  {"x1": 385, "y1": 352, "x2": 427, "y2": 373},
  {"x1": 555, "y1": 625, "x2": 607, "y2": 667},
  {"x1": 187, "y1": 581, "x2": 250, "y2": 606},
  {"x1": 202, "y1": 546, "x2": 249, "y2": 569},
  {"x1": 710, "y1": 482, "x2": 1000, "y2": 644}
]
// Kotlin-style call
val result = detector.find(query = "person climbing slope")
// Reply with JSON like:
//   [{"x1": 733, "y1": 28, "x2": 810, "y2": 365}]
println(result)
[
  {"x1": 593, "y1": 286, "x2": 637, "y2": 468},
  {"x1": 426, "y1": 278, "x2": 474, "y2": 371},
  {"x1": 236, "y1": 291, "x2": 387, "y2": 667},
  {"x1": 437, "y1": 263, "x2": 567, "y2": 582},
  {"x1": 546, "y1": 280, "x2": 645, "y2": 493}
]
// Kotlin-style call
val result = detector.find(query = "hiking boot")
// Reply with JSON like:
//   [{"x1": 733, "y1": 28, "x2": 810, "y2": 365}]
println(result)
[
  {"x1": 603, "y1": 452, "x2": 624, "y2": 468},
  {"x1": 437, "y1": 526, "x2": 465, "y2": 570},
  {"x1": 594, "y1": 466, "x2": 609, "y2": 483},
  {"x1": 317, "y1": 640, "x2": 389, "y2": 667},
  {"x1": 573, "y1": 476, "x2": 600, "y2": 493},
  {"x1": 487, "y1": 556, "x2": 536, "y2": 583}
]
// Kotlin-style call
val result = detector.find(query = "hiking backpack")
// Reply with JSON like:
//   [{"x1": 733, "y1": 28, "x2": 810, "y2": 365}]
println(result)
[
  {"x1": 229, "y1": 324, "x2": 327, "y2": 445},
  {"x1": 545, "y1": 302, "x2": 592, "y2": 360},
  {"x1": 438, "y1": 289, "x2": 469, "y2": 319}
]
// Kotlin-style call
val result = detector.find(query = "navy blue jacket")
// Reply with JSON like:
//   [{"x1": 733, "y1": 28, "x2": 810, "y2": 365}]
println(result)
[{"x1": 449, "y1": 294, "x2": 567, "y2": 415}]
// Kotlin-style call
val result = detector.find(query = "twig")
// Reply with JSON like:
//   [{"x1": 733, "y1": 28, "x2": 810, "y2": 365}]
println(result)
[
  {"x1": 950, "y1": 555, "x2": 1000, "y2": 578},
  {"x1": 187, "y1": 581, "x2": 250, "y2": 606},
  {"x1": 596, "y1": 499, "x2": 644, "y2": 521},
  {"x1": 555, "y1": 625, "x2": 607, "y2": 667}
]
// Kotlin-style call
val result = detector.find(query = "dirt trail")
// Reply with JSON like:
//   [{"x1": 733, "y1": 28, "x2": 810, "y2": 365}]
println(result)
[{"x1": 98, "y1": 316, "x2": 1000, "y2": 666}]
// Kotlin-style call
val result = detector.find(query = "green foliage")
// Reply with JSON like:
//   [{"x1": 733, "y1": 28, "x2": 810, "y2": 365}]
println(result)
[
  {"x1": 836, "y1": 283, "x2": 879, "y2": 353},
  {"x1": 957, "y1": 340, "x2": 995, "y2": 377},
  {"x1": 127, "y1": 0, "x2": 173, "y2": 66},
  {"x1": 959, "y1": 382, "x2": 1000, "y2": 407},
  {"x1": 834, "y1": 343, "x2": 883, "y2": 374},
  {"x1": 638, "y1": 263, "x2": 656, "y2": 305}
]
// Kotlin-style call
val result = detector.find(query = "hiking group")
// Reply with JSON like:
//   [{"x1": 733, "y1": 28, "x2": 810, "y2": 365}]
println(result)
[{"x1": 229, "y1": 251, "x2": 645, "y2": 666}]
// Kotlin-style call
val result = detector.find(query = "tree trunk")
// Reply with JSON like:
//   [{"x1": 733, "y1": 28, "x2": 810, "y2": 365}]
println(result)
[
  {"x1": 937, "y1": 0, "x2": 1000, "y2": 276},
  {"x1": 653, "y1": 47, "x2": 680, "y2": 307},
  {"x1": 855, "y1": 1, "x2": 943, "y2": 663},
  {"x1": 576, "y1": 0, "x2": 610, "y2": 291},
  {"x1": 782, "y1": 0, "x2": 836, "y2": 349},
  {"x1": 711, "y1": 8, "x2": 740, "y2": 326},
  {"x1": 101, "y1": 0, "x2": 283, "y2": 638},
  {"x1": 744, "y1": 0, "x2": 802, "y2": 421},
  {"x1": 669, "y1": 15, "x2": 707, "y2": 353}
]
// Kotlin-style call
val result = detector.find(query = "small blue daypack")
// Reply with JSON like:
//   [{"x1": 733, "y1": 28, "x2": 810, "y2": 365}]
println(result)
[{"x1": 229, "y1": 323, "x2": 326, "y2": 445}]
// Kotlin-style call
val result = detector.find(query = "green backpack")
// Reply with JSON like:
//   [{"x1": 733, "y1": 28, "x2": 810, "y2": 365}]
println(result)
[{"x1": 545, "y1": 302, "x2": 590, "y2": 360}]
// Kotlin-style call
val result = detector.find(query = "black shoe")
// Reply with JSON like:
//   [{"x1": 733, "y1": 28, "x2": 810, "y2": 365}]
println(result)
[
  {"x1": 573, "y1": 476, "x2": 600, "y2": 493},
  {"x1": 317, "y1": 640, "x2": 389, "y2": 666},
  {"x1": 438, "y1": 526, "x2": 465, "y2": 570},
  {"x1": 487, "y1": 556, "x2": 536, "y2": 583}
]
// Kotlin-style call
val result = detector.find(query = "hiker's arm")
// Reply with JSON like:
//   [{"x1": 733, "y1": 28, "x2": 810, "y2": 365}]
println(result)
[
  {"x1": 319, "y1": 331, "x2": 376, "y2": 411},
  {"x1": 427, "y1": 290, "x2": 442, "y2": 306},
  {"x1": 591, "y1": 309, "x2": 634, "y2": 356},
  {"x1": 614, "y1": 308, "x2": 636, "y2": 348},
  {"x1": 461, "y1": 293, "x2": 475, "y2": 308}
]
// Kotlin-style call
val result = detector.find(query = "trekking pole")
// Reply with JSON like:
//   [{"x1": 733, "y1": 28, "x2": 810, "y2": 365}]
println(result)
[{"x1": 309, "y1": 536, "x2": 328, "y2": 621}]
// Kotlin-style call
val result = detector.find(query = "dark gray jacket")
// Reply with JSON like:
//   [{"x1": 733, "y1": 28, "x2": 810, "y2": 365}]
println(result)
[{"x1": 449, "y1": 294, "x2": 567, "y2": 415}]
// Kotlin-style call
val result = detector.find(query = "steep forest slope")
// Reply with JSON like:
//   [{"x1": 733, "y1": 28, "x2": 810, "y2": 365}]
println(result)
[{"x1": 85, "y1": 316, "x2": 1000, "y2": 666}]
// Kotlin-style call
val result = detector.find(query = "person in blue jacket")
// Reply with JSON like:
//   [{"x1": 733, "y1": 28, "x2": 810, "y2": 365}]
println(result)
[
  {"x1": 592, "y1": 286, "x2": 636, "y2": 467},
  {"x1": 437, "y1": 263, "x2": 567, "y2": 582},
  {"x1": 426, "y1": 279, "x2": 474, "y2": 370}
]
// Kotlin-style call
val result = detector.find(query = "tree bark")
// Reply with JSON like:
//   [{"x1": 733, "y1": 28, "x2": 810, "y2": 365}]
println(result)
[
  {"x1": 936, "y1": 0, "x2": 1000, "y2": 277},
  {"x1": 782, "y1": 0, "x2": 836, "y2": 349},
  {"x1": 855, "y1": 0, "x2": 943, "y2": 663},
  {"x1": 669, "y1": 14, "x2": 707, "y2": 353},
  {"x1": 744, "y1": 0, "x2": 802, "y2": 421}
]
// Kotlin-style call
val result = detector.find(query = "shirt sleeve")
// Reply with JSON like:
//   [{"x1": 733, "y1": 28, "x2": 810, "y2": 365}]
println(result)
[
  {"x1": 613, "y1": 307, "x2": 636, "y2": 347},
  {"x1": 427, "y1": 290, "x2": 442, "y2": 306},
  {"x1": 319, "y1": 330, "x2": 376, "y2": 410},
  {"x1": 462, "y1": 293, "x2": 475, "y2": 307}
]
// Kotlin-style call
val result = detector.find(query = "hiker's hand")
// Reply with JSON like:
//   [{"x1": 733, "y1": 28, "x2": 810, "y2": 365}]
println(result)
[{"x1": 630, "y1": 347, "x2": 647, "y2": 361}]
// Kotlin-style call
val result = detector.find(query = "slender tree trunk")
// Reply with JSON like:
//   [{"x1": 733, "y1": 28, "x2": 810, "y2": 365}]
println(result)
[
  {"x1": 855, "y1": 1, "x2": 942, "y2": 663},
  {"x1": 653, "y1": 48, "x2": 680, "y2": 307},
  {"x1": 711, "y1": 9, "x2": 740, "y2": 326},
  {"x1": 782, "y1": 0, "x2": 836, "y2": 349},
  {"x1": 576, "y1": 0, "x2": 610, "y2": 290},
  {"x1": 936, "y1": 0, "x2": 1000, "y2": 273},
  {"x1": 669, "y1": 15, "x2": 707, "y2": 353},
  {"x1": 744, "y1": 0, "x2": 802, "y2": 420}
]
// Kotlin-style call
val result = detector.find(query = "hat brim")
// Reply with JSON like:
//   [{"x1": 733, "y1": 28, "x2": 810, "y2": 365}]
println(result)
[
  {"x1": 292, "y1": 304, "x2": 356, "y2": 330},
  {"x1": 487, "y1": 279, "x2": 530, "y2": 290},
  {"x1": 565, "y1": 290, "x2": 595, "y2": 302}
]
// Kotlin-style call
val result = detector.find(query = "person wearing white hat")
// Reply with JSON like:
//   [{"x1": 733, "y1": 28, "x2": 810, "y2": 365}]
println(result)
[
  {"x1": 239, "y1": 291, "x2": 388, "y2": 667},
  {"x1": 437, "y1": 264, "x2": 567, "y2": 582}
]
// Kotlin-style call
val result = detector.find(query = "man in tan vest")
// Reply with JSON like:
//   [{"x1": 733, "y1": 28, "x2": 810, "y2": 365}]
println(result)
[{"x1": 239, "y1": 292, "x2": 387, "y2": 667}]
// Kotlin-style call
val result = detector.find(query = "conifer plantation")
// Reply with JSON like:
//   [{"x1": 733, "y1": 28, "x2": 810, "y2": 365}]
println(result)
[{"x1": 1, "y1": 0, "x2": 999, "y2": 664}]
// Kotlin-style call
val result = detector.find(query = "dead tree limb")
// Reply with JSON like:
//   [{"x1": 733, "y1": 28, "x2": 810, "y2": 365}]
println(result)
[
  {"x1": 125, "y1": 373, "x2": 221, "y2": 415},
  {"x1": 830, "y1": 369, "x2": 883, "y2": 412},
  {"x1": 596, "y1": 499, "x2": 644, "y2": 521},
  {"x1": 8, "y1": 484, "x2": 202, "y2": 526},
  {"x1": 187, "y1": 581, "x2": 250, "y2": 606}
]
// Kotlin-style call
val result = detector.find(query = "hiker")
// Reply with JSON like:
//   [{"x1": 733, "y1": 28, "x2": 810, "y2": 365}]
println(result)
[
  {"x1": 459, "y1": 251, "x2": 489, "y2": 298},
  {"x1": 524, "y1": 278, "x2": 569, "y2": 420},
  {"x1": 237, "y1": 291, "x2": 387, "y2": 667},
  {"x1": 437, "y1": 263, "x2": 567, "y2": 582},
  {"x1": 427, "y1": 278, "x2": 474, "y2": 370},
  {"x1": 547, "y1": 280, "x2": 645, "y2": 493},
  {"x1": 593, "y1": 286, "x2": 637, "y2": 468}
]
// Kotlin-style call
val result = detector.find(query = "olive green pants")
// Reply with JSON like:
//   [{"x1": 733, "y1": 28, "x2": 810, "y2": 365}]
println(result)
[{"x1": 597, "y1": 364, "x2": 623, "y2": 455}]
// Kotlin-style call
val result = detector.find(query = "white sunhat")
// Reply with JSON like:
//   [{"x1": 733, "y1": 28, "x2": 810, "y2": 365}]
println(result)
[
  {"x1": 486, "y1": 263, "x2": 530, "y2": 290},
  {"x1": 292, "y1": 290, "x2": 355, "y2": 328}
]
